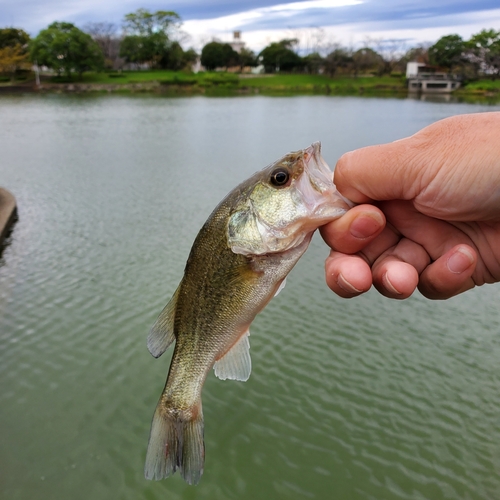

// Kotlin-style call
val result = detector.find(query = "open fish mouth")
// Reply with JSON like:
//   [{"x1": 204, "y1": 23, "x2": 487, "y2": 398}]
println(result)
[
  {"x1": 304, "y1": 142, "x2": 336, "y2": 193},
  {"x1": 296, "y1": 141, "x2": 352, "y2": 224}
]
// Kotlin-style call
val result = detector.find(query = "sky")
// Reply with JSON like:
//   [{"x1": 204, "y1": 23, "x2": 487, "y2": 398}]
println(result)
[{"x1": 1, "y1": 0, "x2": 500, "y2": 54}]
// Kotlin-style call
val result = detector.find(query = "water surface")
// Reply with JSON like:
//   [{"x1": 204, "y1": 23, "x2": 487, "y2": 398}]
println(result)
[{"x1": 1, "y1": 94, "x2": 500, "y2": 500}]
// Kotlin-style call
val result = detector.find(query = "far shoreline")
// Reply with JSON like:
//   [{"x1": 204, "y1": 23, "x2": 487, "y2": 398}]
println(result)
[{"x1": 0, "y1": 72, "x2": 499, "y2": 101}]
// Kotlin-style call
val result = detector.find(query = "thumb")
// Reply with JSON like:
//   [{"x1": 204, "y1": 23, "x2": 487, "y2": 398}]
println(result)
[{"x1": 334, "y1": 136, "x2": 426, "y2": 204}]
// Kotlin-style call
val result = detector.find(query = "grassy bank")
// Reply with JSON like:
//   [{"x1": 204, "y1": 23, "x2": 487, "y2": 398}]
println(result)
[
  {"x1": 456, "y1": 79, "x2": 500, "y2": 93},
  {"x1": 46, "y1": 70, "x2": 407, "y2": 94},
  {"x1": 1, "y1": 70, "x2": 499, "y2": 99},
  {"x1": 239, "y1": 74, "x2": 406, "y2": 95}
]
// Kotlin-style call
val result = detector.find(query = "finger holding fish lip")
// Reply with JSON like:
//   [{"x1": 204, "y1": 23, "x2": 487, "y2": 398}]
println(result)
[
  {"x1": 320, "y1": 204, "x2": 385, "y2": 254},
  {"x1": 321, "y1": 205, "x2": 386, "y2": 297}
]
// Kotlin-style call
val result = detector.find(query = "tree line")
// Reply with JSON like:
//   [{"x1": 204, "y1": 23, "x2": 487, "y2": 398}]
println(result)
[
  {"x1": 0, "y1": 9, "x2": 199, "y2": 79},
  {"x1": 0, "y1": 8, "x2": 499, "y2": 81},
  {"x1": 255, "y1": 33, "x2": 500, "y2": 80}
]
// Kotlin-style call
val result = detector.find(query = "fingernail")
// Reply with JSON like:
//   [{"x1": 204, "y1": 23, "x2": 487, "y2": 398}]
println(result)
[
  {"x1": 447, "y1": 248, "x2": 475, "y2": 274},
  {"x1": 382, "y1": 272, "x2": 402, "y2": 295},
  {"x1": 337, "y1": 273, "x2": 362, "y2": 294},
  {"x1": 350, "y1": 213, "x2": 384, "y2": 239}
]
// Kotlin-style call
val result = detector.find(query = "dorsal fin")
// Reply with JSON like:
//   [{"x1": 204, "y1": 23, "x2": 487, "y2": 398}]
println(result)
[
  {"x1": 213, "y1": 330, "x2": 251, "y2": 381},
  {"x1": 147, "y1": 286, "x2": 180, "y2": 358}
]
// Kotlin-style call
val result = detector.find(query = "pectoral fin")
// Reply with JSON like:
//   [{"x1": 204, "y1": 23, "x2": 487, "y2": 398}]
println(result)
[
  {"x1": 147, "y1": 286, "x2": 180, "y2": 358},
  {"x1": 213, "y1": 330, "x2": 251, "y2": 381}
]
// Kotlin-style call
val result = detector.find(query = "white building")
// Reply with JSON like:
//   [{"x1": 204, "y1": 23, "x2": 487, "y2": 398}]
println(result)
[
  {"x1": 406, "y1": 61, "x2": 426, "y2": 78},
  {"x1": 406, "y1": 62, "x2": 461, "y2": 94},
  {"x1": 229, "y1": 31, "x2": 245, "y2": 54}
]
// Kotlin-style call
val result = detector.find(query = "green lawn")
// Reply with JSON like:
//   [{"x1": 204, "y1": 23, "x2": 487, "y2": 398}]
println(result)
[
  {"x1": 46, "y1": 70, "x2": 239, "y2": 86},
  {"x1": 459, "y1": 79, "x2": 500, "y2": 92},
  {"x1": 6, "y1": 70, "x2": 499, "y2": 99},
  {"x1": 239, "y1": 74, "x2": 406, "y2": 93},
  {"x1": 44, "y1": 70, "x2": 406, "y2": 92},
  {"x1": 240, "y1": 73, "x2": 337, "y2": 87}
]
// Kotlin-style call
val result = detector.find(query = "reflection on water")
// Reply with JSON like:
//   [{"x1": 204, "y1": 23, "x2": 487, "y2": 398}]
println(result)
[
  {"x1": 407, "y1": 93, "x2": 457, "y2": 103},
  {"x1": 1, "y1": 94, "x2": 500, "y2": 500},
  {"x1": 407, "y1": 91, "x2": 500, "y2": 105}
]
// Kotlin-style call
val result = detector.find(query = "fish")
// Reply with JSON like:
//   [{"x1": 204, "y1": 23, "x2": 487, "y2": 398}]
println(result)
[{"x1": 144, "y1": 142, "x2": 351, "y2": 485}]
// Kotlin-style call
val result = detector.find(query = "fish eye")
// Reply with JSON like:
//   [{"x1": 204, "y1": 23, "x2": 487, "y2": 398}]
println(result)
[{"x1": 270, "y1": 168, "x2": 289, "y2": 187}]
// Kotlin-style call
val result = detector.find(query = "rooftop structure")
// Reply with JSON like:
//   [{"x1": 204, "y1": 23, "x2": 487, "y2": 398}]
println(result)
[{"x1": 229, "y1": 31, "x2": 245, "y2": 54}]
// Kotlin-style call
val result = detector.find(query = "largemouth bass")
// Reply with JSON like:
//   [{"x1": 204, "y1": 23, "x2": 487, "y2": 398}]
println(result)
[{"x1": 144, "y1": 142, "x2": 351, "y2": 484}]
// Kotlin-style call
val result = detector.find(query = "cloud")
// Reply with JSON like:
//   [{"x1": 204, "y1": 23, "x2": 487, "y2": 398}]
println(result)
[
  {"x1": 1, "y1": 0, "x2": 499, "y2": 52},
  {"x1": 184, "y1": 0, "x2": 362, "y2": 35},
  {"x1": 182, "y1": 2, "x2": 500, "y2": 53},
  {"x1": 183, "y1": 0, "x2": 500, "y2": 33},
  {"x1": 181, "y1": 0, "x2": 363, "y2": 50}
]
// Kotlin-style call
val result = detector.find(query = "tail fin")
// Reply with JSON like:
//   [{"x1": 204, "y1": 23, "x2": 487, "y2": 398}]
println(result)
[{"x1": 144, "y1": 401, "x2": 205, "y2": 485}]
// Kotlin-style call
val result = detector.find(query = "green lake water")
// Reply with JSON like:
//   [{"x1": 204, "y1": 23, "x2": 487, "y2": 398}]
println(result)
[{"x1": 1, "y1": 94, "x2": 500, "y2": 500}]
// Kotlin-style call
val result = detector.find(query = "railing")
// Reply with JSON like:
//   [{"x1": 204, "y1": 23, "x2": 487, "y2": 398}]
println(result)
[{"x1": 408, "y1": 73, "x2": 462, "y2": 81}]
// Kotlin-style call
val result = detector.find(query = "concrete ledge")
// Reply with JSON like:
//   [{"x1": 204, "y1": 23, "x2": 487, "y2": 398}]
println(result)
[{"x1": 0, "y1": 187, "x2": 17, "y2": 246}]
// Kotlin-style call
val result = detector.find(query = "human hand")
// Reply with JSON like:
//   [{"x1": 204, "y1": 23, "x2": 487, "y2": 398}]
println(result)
[{"x1": 321, "y1": 112, "x2": 500, "y2": 300}]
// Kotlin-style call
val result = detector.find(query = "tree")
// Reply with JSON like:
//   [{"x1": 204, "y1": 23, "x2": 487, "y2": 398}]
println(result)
[
  {"x1": 120, "y1": 31, "x2": 170, "y2": 67},
  {"x1": 200, "y1": 42, "x2": 223, "y2": 70},
  {"x1": 221, "y1": 43, "x2": 240, "y2": 68},
  {"x1": 119, "y1": 35, "x2": 149, "y2": 65},
  {"x1": 30, "y1": 22, "x2": 104, "y2": 78},
  {"x1": 238, "y1": 47, "x2": 257, "y2": 71},
  {"x1": 200, "y1": 41, "x2": 239, "y2": 70},
  {"x1": 182, "y1": 48, "x2": 198, "y2": 68},
  {"x1": 123, "y1": 8, "x2": 180, "y2": 37},
  {"x1": 324, "y1": 47, "x2": 352, "y2": 77},
  {"x1": 0, "y1": 45, "x2": 29, "y2": 76},
  {"x1": 84, "y1": 22, "x2": 121, "y2": 69},
  {"x1": 0, "y1": 28, "x2": 30, "y2": 49},
  {"x1": 401, "y1": 46, "x2": 429, "y2": 65},
  {"x1": 0, "y1": 28, "x2": 31, "y2": 77},
  {"x1": 466, "y1": 29, "x2": 500, "y2": 79},
  {"x1": 428, "y1": 34, "x2": 464, "y2": 70},
  {"x1": 158, "y1": 40, "x2": 183, "y2": 70},
  {"x1": 259, "y1": 39, "x2": 304, "y2": 73},
  {"x1": 120, "y1": 8, "x2": 182, "y2": 68},
  {"x1": 303, "y1": 52, "x2": 324, "y2": 74},
  {"x1": 158, "y1": 41, "x2": 197, "y2": 70},
  {"x1": 352, "y1": 47, "x2": 384, "y2": 76}
]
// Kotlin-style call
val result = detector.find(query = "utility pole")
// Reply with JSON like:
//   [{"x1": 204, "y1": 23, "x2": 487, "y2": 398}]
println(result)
[{"x1": 34, "y1": 59, "x2": 40, "y2": 87}]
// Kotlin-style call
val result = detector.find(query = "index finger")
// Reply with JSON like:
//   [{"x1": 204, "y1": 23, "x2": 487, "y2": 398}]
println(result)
[{"x1": 320, "y1": 204, "x2": 385, "y2": 255}]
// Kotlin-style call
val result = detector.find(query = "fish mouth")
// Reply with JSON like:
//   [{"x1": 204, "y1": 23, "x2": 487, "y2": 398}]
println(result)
[
  {"x1": 303, "y1": 142, "x2": 334, "y2": 190},
  {"x1": 296, "y1": 142, "x2": 352, "y2": 225}
]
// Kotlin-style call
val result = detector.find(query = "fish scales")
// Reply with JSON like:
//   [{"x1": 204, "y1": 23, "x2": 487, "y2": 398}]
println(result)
[{"x1": 144, "y1": 143, "x2": 351, "y2": 485}]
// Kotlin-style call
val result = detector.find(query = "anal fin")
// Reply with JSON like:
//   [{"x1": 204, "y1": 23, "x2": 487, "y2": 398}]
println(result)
[
  {"x1": 274, "y1": 277, "x2": 286, "y2": 297},
  {"x1": 213, "y1": 330, "x2": 251, "y2": 382}
]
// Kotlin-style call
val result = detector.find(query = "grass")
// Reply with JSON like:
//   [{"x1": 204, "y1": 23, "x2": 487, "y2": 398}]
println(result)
[
  {"x1": 43, "y1": 70, "x2": 406, "y2": 93},
  {"x1": 239, "y1": 73, "x2": 406, "y2": 93},
  {"x1": 458, "y1": 79, "x2": 500, "y2": 92},
  {"x1": 46, "y1": 70, "x2": 240, "y2": 87},
  {"x1": 4, "y1": 70, "x2": 499, "y2": 100}
]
